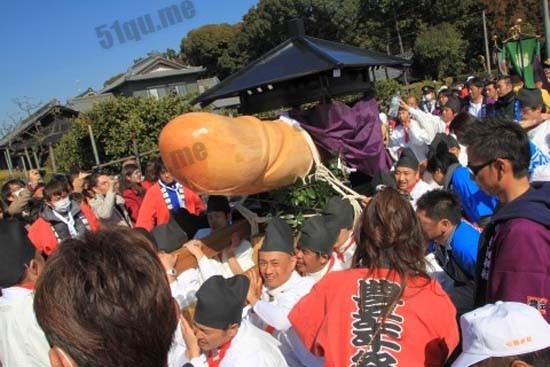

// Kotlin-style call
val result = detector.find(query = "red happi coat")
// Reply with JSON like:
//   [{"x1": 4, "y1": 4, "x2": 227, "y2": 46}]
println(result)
[
  {"x1": 289, "y1": 268, "x2": 459, "y2": 367},
  {"x1": 135, "y1": 182, "x2": 205, "y2": 231}
]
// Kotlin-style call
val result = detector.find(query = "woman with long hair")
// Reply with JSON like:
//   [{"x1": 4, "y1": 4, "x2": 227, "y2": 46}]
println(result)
[
  {"x1": 141, "y1": 158, "x2": 158, "y2": 191},
  {"x1": 289, "y1": 188, "x2": 459, "y2": 367},
  {"x1": 119, "y1": 164, "x2": 146, "y2": 224}
]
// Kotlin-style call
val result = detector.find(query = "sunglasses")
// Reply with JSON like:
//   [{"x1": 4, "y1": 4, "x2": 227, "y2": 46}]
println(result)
[{"x1": 467, "y1": 159, "x2": 496, "y2": 176}]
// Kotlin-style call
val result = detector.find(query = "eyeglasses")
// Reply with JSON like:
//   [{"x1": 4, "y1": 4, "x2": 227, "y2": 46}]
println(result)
[{"x1": 467, "y1": 159, "x2": 496, "y2": 176}]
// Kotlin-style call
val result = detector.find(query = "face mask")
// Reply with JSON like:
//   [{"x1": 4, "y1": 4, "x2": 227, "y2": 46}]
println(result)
[
  {"x1": 53, "y1": 197, "x2": 71, "y2": 213},
  {"x1": 423, "y1": 94, "x2": 433, "y2": 102}
]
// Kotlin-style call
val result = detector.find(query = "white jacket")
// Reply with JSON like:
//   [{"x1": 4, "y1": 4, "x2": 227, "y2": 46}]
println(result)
[
  {"x1": 246, "y1": 271, "x2": 322, "y2": 367},
  {"x1": 0, "y1": 287, "x2": 50, "y2": 367},
  {"x1": 187, "y1": 320, "x2": 287, "y2": 367},
  {"x1": 407, "y1": 107, "x2": 447, "y2": 144}
]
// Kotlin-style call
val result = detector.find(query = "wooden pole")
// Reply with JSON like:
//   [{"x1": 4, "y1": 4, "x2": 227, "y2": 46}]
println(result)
[
  {"x1": 32, "y1": 148, "x2": 40, "y2": 169},
  {"x1": 172, "y1": 219, "x2": 253, "y2": 275},
  {"x1": 24, "y1": 147, "x2": 33, "y2": 169},
  {"x1": 4, "y1": 150, "x2": 13, "y2": 177},
  {"x1": 49, "y1": 143, "x2": 57, "y2": 172},
  {"x1": 20, "y1": 156, "x2": 28, "y2": 176}
]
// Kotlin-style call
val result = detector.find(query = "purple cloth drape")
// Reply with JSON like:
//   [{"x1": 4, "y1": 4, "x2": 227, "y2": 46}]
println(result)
[{"x1": 289, "y1": 97, "x2": 392, "y2": 176}]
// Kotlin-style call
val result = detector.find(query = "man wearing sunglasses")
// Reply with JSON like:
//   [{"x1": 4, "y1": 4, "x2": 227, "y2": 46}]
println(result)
[{"x1": 463, "y1": 119, "x2": 550, "y2": 322}]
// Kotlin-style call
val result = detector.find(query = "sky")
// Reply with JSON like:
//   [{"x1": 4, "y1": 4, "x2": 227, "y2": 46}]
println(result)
[{"x1": 0, "y1": 0, "x2": 259, "y2": 127}]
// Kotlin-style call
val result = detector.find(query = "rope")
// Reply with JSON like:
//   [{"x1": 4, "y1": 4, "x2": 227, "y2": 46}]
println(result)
[
  {"x1": 233, "y1": 116, "x2": 367, "y2": 231},
  {"x1": 294, "y1": 120, "x2": 366, "y2": 225},
  {"x1": 233, "y1": 197, "x2": 269, "y2": 237}
]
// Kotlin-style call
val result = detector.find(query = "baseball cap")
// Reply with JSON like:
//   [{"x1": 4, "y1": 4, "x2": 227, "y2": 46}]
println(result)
[
  {"x1": 517, "y1": 88, "x2": 544, "y2": 109},
  {"x1": 422, "y1": 85, "x2": 435, "y2": 94},
  {"x1": 452, "y1": 301, "x2": 550, "y2": 367}
]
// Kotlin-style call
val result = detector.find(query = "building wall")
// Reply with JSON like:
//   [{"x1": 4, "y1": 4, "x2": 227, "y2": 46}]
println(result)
[{"x1": 113, "y1": 74, "x2": 202, "y2": 98}]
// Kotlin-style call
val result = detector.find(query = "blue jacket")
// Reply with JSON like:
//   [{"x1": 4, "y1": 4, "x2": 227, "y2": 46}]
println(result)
[
  {"x1": 447, "y1": 220, "x2": 481, "y2": 278},
  {"x1": 445, "y1": 164, "x2": 498, "y2": 223}
]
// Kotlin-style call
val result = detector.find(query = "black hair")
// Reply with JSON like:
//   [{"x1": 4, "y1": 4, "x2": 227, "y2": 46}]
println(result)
[
  {"x1": 462, "y1": 118, "x2": 531, "y2": 178},
  {"x1": 34, "y1": 228, "x2": 177, "y2": 367},
  {"x1": 416, "y1": 189, "x2": 462, "y2": 225},
  {"x1": 468, "y1": 77, "x2": 484, "y2": 89},
  {"x1": 449, "y1": 112, "x2": 480, "y2": 142},
  {"x1": 1, "y1": 179, "x2": 25, "y2": 202},
  {"x1": 87, "y1": 172, "x2": 109, "y2": 189},
  {"x1": 44, "y1": 178, "x2": 72, "y2": 202},
  {"x1": 485, "y1": 80, "x2": 497, "y2": 89},
  {"x1": 154, "y1": 157, "x2": 167, "y2": 177},
  {"x1": 498, "y1": 76, "x2": 513, "y2": 87},
  {"x1": 427, "y1": 142, "x2": 459, "y2": 174}
]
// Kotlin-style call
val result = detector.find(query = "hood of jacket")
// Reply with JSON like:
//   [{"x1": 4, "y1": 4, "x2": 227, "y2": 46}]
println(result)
[{"x1": 492, "y1": 181, "x2": 550, "y2": 227}]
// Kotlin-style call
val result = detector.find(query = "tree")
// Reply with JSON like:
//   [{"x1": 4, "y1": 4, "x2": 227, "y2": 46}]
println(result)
[
  {"x1": 180, "y1": 23, "x2": 241, "y2": 79},
  {"x1": 414, "y1": 23, "x2": 467, "y2": 78},
  {"x1": 52, "y1": 94, "x2": 197, "y2": 172},
  {"x1": 237, "y1": 0, "x2": 365, "y2": 61},
  {"x1": 481, "y1": 0, "x2": 543, "y2": 41}
]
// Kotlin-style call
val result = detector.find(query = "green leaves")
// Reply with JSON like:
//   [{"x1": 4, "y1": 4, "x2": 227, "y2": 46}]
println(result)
[
  {"x1": 267, "y1": 158, "x2": 349, "y2": 229},
  {"x1": 181, "y1": 23, "x2": 241, "y2": 79},
  {"x1": 52, "y1": 94, "x2": 196, "y2": 172},
  {"x1": 414, "y1": 23, "x2": 467, "y2": 78}
]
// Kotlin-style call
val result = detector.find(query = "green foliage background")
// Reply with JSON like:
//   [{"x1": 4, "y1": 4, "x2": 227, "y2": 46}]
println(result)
[{"x1": 51, "y1": 94, "x2": 197, "y2": 172}]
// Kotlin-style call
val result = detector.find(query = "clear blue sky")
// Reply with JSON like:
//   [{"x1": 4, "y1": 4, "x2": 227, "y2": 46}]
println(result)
[{"x1": 0, "y1": 0, "x2": 259, "y2": 127}]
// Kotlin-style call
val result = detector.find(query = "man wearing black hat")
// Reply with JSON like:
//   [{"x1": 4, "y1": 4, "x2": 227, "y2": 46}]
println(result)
[
  {"x1": 0, "y1": 220, "x2": 49, "y2": 366},
  {"x1": 517, "y1": 88, "x2": 548, "y2": 130},
  {"x1": 245, "y1": 217, "x2": 321, "y2": 367},
  {"x1": 182, "y1": 275, "x2": 286, "y2": 366},
  {"x1": 186, "y1": 195, "x2": 255, "y2": 279},
  {"x1": 394, "y1": 148, "x2": 432, "y2": 209},
  {"x1": 323, "y1": 197, "x2": 356, "y2": 269},
  {"x1": 296, "y1": 216, "x2": 343, "y2": 283},
  {"x1": 419, "y1": 85, "x2": 437, "y2": 114}
]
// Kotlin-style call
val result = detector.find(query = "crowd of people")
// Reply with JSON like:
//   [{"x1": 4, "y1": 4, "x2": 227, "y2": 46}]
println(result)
[{"x1": 0, "y1": 73, "x2": 550, "y2": 367}]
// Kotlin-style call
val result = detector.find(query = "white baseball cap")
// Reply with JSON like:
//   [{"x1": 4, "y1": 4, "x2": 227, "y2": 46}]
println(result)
[{"x1": 452, "y1": 301, "x2": 550, "y2": 367}]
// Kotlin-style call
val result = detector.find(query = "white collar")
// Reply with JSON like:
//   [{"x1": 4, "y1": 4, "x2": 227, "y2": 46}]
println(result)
[
  {"x1": 307, "y1": 261, "x2": 331, "y2": 283},
  {"x1": 262, "y1": 271, "x2": 302, "y2": 300},
  {"x1": 335, "y1": 233, "x2": 355, "y2": 253},
  {"x1": 1, "y1": 286, "x2": 32, "y2": 302}
]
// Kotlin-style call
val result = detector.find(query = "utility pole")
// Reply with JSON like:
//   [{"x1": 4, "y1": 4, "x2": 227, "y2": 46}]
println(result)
[
  {"x1": 483, "y1": 10, "x2": 492, "y2": 74},
  {"x1": 544, "y1": 0, "x2": 550, "y2": 57}
]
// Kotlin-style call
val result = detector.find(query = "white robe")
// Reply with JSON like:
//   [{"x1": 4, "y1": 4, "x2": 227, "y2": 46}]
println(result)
[
  {"x1": 528, "y1": 120, "x2": 550, "y2": 156},
  {"x1": 407, "y1": 107, "x2": 447, "y2": 145},
  {"x1": 332, "y1": 234, "x2": 357, "y2": 270},
  {"x1": 409, "y1": 179, "x2": 432, "y2": 209},
  {"x1": 304, "y1": 256, "x2": 343, "y2": 285},
  {"x1": 245, "y1": 271, "x2": 322, "y2": 367},
  {"x1": 187, "y1": 320, "x2": 287, "y2": 367},
  {"x1": 388, "y1": 121, "x2": 429, "y2": 163},
  {"x1": 0, "y1": 287, "x2": 50, "y2": 367}
]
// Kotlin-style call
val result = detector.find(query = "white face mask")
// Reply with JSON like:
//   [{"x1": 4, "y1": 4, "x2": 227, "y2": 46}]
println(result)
[
  {"x1": 423, "y1": 94, "x2": 433, "y2": 102},
  {"x1": 53, "y1": 197, "x2": 71, "y2": 213}
]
